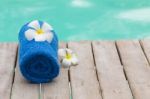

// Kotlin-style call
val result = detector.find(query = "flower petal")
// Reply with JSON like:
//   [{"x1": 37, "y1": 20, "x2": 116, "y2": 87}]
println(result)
[
  {"x1": 25, "y1": 29, "x2": 36, "y2": 41},
  {"x1": 66, "y1": 48, "x2": 73, "y2": 54},
  {"x1": 58, "y1": 49, "x2": 66, "y2": 60},
  {"x1": 45, "y1": 32, "x2": 53, "y2": 43},
  {"x1": 28, "y1": 20, "x2": 40, "y2": 30},
  {"x1": 34, "y1": 34, "x2": 46, "y2": 42},
  {"x1": 42, "y1": 22, "x2": 53, "y2": 32},
  {"x1": 71, "y1": 56, "x2": 79, "y2": 66},
  {"x1": 61, "y1": 59, "x2": 72, "y2": 68}
]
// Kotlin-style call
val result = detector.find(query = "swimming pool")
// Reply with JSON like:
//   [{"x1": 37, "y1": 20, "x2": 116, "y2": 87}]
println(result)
[{"x1": 0, "y1": 0, "x2": 150, "y2": 42}]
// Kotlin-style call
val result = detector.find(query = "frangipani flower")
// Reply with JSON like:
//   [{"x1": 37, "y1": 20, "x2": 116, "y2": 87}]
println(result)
[
  {"x1": 58, "y1": 48, "x2": 79, "y2": 68},
  {"x1": 25, "y1": 20, "x2": 53, "y2": 43}
]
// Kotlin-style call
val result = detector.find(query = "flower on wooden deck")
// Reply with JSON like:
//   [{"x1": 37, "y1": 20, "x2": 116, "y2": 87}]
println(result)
[
  {"x1": 58, "y1": 48, "x2": 79, "y2": 68},
  {"x1": 25, "y1": 20, "x2": 53, "y2": 43}
]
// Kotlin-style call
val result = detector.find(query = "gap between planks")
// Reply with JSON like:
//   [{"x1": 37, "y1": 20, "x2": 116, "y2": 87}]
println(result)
[
  {"x1": 139, "y1": 40, "x2": 150, "y2": 66},
  {"x1": 9, "y1": 44, "x2": 18, "y2": 99},
  {"x1": 92, "y1": 41, "x2": 133, "y2": 99},
  {"x1": 115, "y1": 41, "x2": 135, "y2": 99},
  {"x1": 0, "y1": 43, "x2": 18, "y2": 99},
  {"x1": 116, "y1": 40, "x2": 150, "y2": 99},
  {"x1": 68, "y1": 41, "x2": 103, "y2": 99}
]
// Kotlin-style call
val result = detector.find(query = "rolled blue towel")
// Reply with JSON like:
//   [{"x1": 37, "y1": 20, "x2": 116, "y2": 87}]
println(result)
[{"x1": 18, "y1": 20, "x2": 60, "y2": 83}]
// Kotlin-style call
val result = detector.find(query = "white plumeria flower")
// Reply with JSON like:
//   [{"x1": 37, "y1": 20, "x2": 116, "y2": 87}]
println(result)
[
  {"x1": 58, "y1": 48, "x2": 79, "y2": 68},
  {"x1": 25, "y1": 20, "x2": 53, "y2": 43}
]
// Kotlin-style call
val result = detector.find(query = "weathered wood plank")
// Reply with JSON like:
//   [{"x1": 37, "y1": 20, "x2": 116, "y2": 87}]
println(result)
[
  {"x1": 11, "y1": 60, "x2": 39, "y2": 99},
  {"x1": 92, "y1": 41, "x2": 133, "y2": 99},
  {"x1": 0, "y1": 43, "x2": 18, "y2": 99},
  {"x1": 68, "y1": 41, "x2": 102, "y2": 99},
  {"x1": 43, "y1": 42, "x2": 70, "y2": 99},
  {"x1": 140, "y1": 39, "x2": 150, "y2": 64},
  {"x1": 116, "y1": 40, "x2": 150, "y2": 99}
]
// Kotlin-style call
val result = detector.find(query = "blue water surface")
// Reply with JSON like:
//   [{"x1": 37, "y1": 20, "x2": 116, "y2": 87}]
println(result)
[{"x1": 0, "y1": 0, "x2": 150, "y2": 42}]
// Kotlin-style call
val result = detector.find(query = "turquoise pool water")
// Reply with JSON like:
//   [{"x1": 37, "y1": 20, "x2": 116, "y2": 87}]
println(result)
[{"x1": 1, "y1": 0, "x2": 150, "y2": 42}]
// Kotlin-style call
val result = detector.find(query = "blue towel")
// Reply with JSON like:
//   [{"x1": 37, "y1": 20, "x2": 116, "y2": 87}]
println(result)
[{"x1": 18, "y1": 20, "x2": 60, "y2": 83}]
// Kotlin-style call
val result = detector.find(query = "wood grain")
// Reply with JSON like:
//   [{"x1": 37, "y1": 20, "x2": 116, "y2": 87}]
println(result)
[
  {"x1": 68, "y1": 41, "x2": 102, "y2": 99},
  {"x1": 92, "y1": 41, "x2": 133, "y2": 99},
  {"x1": 117, "y1": 40, "x2": 150, "y2": 99},
  {"x1": 0, "y1": 43, "x2": 18, "y2": 99}
]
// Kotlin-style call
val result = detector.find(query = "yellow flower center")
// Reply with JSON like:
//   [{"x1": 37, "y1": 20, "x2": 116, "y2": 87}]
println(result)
[
  {"x1": 36, "y1": 29, "x2": 44, "y2": 35},
  {"x1": 65, "y1": 53, "x2": 72, "y2": 60}
]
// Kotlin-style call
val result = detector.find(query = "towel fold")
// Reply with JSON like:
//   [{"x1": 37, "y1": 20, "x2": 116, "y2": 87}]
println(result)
[{"x1": 18, "y1": 20, "x2": 60, "y2": 83}]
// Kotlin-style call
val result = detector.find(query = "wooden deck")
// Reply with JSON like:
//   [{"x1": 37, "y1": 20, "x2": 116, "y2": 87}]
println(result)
[{"x1": 0, "y1": 40, "x2": 150, "y2": 99}]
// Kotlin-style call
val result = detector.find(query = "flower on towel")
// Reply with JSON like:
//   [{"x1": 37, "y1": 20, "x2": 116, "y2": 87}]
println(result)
[
  {"x1": 25, "y1": 20, "x2": 53, "y2": 43},
  {"x1": 58, "y1": 48, "x2": 79, "y2": 68}
]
